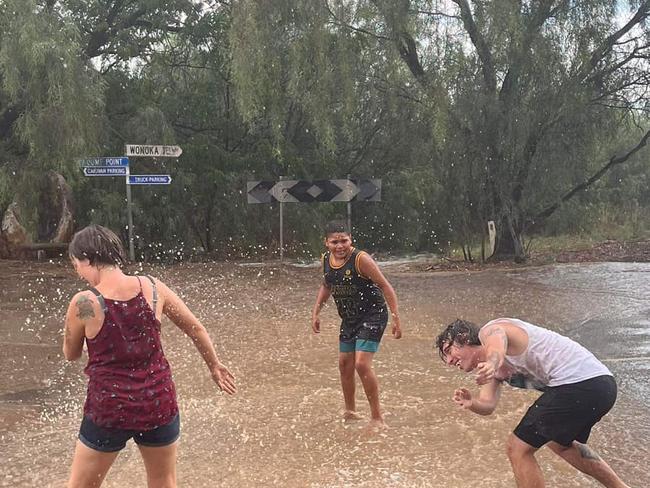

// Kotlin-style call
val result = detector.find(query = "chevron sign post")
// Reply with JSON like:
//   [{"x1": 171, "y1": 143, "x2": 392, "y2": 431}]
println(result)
[
  {"x1": 247, "y1": 178, "x2": 381, "y2": 263},
  {"x1": 247, "y1": 179, "x2": 381, "y2": 204}
]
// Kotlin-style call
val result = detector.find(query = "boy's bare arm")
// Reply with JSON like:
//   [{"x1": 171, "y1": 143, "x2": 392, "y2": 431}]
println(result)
[
  {"x1": 357, "y1": 253, "x2": 402, "y2": 338},
  {"x1": 312, "y1": 282, "x2": 331, "y2": 333}
]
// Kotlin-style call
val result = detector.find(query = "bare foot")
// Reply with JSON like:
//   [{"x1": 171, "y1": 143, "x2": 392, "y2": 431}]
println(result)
[
  {"x1": 343, "y1": 410, "x2": 364, "y2": 422},
  {"x1": 362, "y1": 418, "x2": 387, "y2": 434}
]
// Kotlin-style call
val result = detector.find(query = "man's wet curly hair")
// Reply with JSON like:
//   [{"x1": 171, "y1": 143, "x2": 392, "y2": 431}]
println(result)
[{"x1": 435, "y1": 319, "x2": 481, "y2": 361}]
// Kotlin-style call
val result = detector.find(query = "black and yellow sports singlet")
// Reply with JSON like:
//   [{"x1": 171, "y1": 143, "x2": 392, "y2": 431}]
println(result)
[{"x1": 323, "y1": 248, "x2": 386, "y2": 321}]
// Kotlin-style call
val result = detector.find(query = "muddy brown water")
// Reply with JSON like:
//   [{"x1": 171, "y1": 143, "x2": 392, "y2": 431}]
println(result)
[{"x1": 0, "y1": 259, "x2": 648, "y2": 487}]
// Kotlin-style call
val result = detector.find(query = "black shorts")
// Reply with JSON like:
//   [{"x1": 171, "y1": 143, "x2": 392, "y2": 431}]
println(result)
[
  {"x1": 79, "y1": 414, "x2": 180, "y2": 452},
  {"x1": 514, "y1": 375, "x2": 616, "y2": 448},
  {"x1": 339, "y1": 311, "x2": 388, "y2": 353}
]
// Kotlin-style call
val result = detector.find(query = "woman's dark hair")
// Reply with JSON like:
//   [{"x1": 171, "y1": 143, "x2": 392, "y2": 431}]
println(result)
[
  {"x1": 325, "y1": 220, "x2": 350, "y2": 236},
  {"x1": 69, "y1": 224, "x2": 127, "y2": 267},
  {"x1": 435, "y1": 319, "x2": 481, "y2": 361}
]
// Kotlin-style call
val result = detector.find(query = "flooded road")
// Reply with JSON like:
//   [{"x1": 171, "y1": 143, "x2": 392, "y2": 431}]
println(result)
[{"x1": 0, "y1": 259, "x2": 648, "y2": 487}]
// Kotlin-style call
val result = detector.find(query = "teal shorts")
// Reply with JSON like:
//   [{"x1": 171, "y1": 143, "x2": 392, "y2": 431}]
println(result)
[{"x1": 339, "y1": 339, "x2": 380, "y2": 353}]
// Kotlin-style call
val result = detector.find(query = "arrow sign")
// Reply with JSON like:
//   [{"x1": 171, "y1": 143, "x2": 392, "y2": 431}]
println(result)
[
  {"x1": 268, "y1": 180, "x2": 300, "y2": 203},
  {"x1": 125, "y1": 144, "x2": 182, "y2": 158},
  {"x1": 78, "y1": 157, "x2": 129, "y2": 167},
  {"x1": 328, "y1": 179, "x2": 360, "y2": 202},
  {"x1": 83, "y1": 166, "x2": 128, "y2": 176},
  {"x1": 246, "y1": 181, "x2": 275, "y2": 203},
  {"x1": 128, "y1": 175, "x2": 172, "y2": 185},
  {"x1": 247, "y1": 179, "x2": 381, "y2": 203},
  {"x1": 355, "y1": 179, "x2": 381, "y2": 201}
]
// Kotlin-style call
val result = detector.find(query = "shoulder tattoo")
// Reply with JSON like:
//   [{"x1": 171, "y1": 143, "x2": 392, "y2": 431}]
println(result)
[{"x1": 76, "y1": 295, "x2": 95, "y2": 320}]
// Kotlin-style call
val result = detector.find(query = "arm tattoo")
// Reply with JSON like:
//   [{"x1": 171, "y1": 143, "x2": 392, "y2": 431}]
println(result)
[
  {"x1": 576, "y1": 443, "x2": 601, "y2": 461},
  {"x1": 487, "y1": 351, "x2": 500, "y2": 367},
  {"x1": 485, "y1": 327, "x2": 508, "y2": 349},
  {"x1": 76, "y1": 295, "x2": 95, "y2": 320}
]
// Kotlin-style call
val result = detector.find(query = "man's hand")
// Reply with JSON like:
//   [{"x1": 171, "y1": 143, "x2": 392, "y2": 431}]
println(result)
[
  {"x1": 211, "y1": 362, "x2": 236, "y2": 395},
  {"x1": 453, "y1": 388, "x2": 473, "y2": 409},
  {"x1": 476, "y1": 357, "x2": 498, "y2": 385},
  {"x1": 312, "y1": 316, "x2": 321, "y2": 334}
]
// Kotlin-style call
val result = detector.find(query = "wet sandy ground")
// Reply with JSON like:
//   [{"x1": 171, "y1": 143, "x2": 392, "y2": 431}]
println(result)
[{"x1": 0, "y1": 259, "x2": 648, "y2": 487}]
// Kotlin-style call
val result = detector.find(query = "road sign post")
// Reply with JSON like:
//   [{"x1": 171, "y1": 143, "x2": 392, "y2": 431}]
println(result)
[
  {"x1": 78, "y1": 157, "x2": 135, "y2": 260},
  {"x1": 247, "y1": 179, "x2": 381, "y2": 204},
  {"x1": 126, "y1": 167, "x2": 135, "y2": 261},
  {"x1": 128, "y1": 175, "x2": 172, "y2": 185},
  {"x1": 247, "y1": 178, "x2": 382, "y2": 263},
  {"x1": 124, "y1": 144, "x2": 180, "y2": 261},
  {"x1": 125, "y1": 145, "x2": 182, "y2": 158},
  {"x1": 78, "y1": 157, "x2": 129, "y2": 167},
  {"x1": 83, "y1": 166, "x2": 128, "y2": 176},
  {"x1": 347, "y1": 173, "x2": 352, "y2": 233}
]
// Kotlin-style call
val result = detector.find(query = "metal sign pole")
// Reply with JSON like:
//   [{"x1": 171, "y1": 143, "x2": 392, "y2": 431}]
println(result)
[
  {"x1": 123, "y1": 144, "x2": 180, "y2": 262},
  {"x1": 279, "y1": 175, "x2": 284, "y2": 265},
  {"x1": 126, "y1": 167, "x2": 135, "y2": 261},
  {"x1": 347, "y1": 174, "x2": 352, "y2": 233}
]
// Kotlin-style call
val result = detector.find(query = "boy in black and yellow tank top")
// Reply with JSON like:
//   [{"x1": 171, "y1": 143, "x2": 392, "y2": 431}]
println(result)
[{"x1": 311, "y1": 221, "x2": 402, "y2": 430}]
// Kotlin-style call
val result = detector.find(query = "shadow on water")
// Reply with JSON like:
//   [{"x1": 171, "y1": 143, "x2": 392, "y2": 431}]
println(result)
[{"x1": 0, "y1": 260, "x2": 648, "y2": 487}]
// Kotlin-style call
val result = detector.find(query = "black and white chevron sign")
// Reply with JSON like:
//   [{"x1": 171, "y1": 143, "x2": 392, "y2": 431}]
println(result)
[{"x1": 247, "y1": 179, "x2": 381, "y2": 204}]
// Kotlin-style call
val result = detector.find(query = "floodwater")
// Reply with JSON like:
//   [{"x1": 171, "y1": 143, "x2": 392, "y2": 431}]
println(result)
[{"x1": 0, "y1": 259, "x2": 648, "y2": 487}]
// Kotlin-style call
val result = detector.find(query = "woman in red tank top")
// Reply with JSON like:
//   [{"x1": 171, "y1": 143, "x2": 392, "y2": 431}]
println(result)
[{"x1": 63, "y1": 225, "x2": 236, "y2": 488}]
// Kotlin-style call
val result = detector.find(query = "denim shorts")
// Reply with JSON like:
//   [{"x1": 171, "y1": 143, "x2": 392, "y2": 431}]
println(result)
[{"x1": 79, "y1": 414, "x2": 180, "y2": 452}]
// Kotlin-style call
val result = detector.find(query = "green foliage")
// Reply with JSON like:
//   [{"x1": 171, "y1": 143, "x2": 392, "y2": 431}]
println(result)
[
  {"x1": 0, "y1": 0, "x2": 105, "y2": 167},
  {"x1": 0, "y1": 0, "x2": 648, "y2": 261}
]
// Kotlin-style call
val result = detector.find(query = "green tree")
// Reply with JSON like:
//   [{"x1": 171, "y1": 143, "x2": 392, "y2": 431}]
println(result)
[{"x1": 231, "y1": 0, "x2": 650, "y2": 261}]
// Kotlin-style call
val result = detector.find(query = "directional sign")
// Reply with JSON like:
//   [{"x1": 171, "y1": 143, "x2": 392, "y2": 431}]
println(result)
[
  {"x1": 128, "y1": 175, "x2": 172, "y2": 185},
  {"x1": 125, "y1": 144, "x2": 182, "y2": 158},
  {"x1": 78, "y1": 157, "x2": 129, "y2": 167},
  {"x1": 83, "y1": 166, "x2": 128, "y2": 176},
  {"x1": 247, "y1": 179, "x2": 381, "y2": 203}
]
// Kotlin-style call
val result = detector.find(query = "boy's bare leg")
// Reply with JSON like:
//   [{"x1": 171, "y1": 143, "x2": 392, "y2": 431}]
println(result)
[
  {"x1": 339, "y1": 351, "x2": 362, "y2": 420},
  {"x1": 354, "y1": 351, "x2": 385, "y2": 429},
  {"x1": 547, "y1": 441, "x2": 630, "y2": 488}
]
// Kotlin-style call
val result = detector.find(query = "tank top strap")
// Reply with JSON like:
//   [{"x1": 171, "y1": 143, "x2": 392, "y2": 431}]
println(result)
[
  {"x1": 145, "y1": 275, "x2": 158, "y2": 311},
  {"x1": 87, "y1": 287, "x2": 107, "y2": 313}
]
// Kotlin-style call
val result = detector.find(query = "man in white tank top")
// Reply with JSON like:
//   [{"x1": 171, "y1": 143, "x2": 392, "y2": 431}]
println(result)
[{"x1": 435, "y1": 318, "x2": 629, "y2": 488}]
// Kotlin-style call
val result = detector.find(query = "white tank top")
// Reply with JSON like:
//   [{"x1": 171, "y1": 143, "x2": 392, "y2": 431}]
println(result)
[{"x1": 483, "y1": 318, "x2": 612, "y2": 388}]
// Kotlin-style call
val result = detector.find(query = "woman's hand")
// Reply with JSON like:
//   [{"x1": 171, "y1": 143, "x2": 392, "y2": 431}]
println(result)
[{"x1": 211, "y1": 362, "x2": 236, "y2": 395}]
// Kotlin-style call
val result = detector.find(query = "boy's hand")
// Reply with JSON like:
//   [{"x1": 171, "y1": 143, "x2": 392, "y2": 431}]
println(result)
[
  {"x1": 312, "y1": 316, "x2": 321, "y2": 333},
  {"x1": 392, "y1": 322, "x2": 402, "y2": 339}
]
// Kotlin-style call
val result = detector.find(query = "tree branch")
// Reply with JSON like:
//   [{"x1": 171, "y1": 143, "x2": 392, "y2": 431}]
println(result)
[
  {"x1": 451, "y1": 0, "x2": 496, "y2": 93},
  {"x1": 580, "y1": 0, "x2": 650, "y2": 79},
  {"x1": 530, "y1": 128, "x2": 650, "y2": 226}
]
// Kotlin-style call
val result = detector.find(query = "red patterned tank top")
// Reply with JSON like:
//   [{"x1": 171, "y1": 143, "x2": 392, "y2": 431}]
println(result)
[{"x1": 83, "y1": 276, "x2": 178, "y2": 430}]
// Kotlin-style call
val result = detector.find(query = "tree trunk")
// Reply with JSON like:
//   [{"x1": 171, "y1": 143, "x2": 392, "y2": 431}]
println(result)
[{"x1": 493, "y1": 214, "x2": 526, "y2": 263}]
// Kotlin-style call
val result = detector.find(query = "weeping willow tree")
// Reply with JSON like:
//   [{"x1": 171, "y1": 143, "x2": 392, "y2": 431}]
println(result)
[
  {"x1": 231, "y1": 0, "x2": 650, "y2": 261},
  {"x1": 0, "y1": 0, "x2": 105, "y2": 229},
  {"x1": 229, "y1": 0, "x2": 446, "y2": 253}
]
